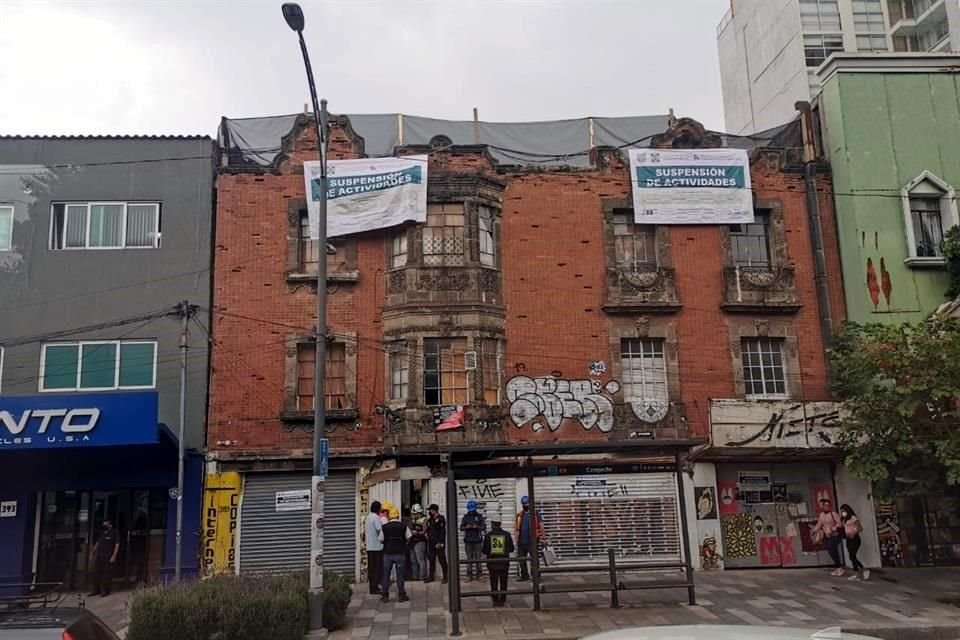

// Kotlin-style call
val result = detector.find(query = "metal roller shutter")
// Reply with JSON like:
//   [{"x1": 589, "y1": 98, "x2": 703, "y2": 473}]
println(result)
[
  {"x1": 239, "y1": 471, "x2": 357, "y2": 577},
  {"x1": 535, "y1": 473, "x2": 681, "y2": 565},
  {"x1": 455, "y1": 477, "x2": 518, "y2": 572}
]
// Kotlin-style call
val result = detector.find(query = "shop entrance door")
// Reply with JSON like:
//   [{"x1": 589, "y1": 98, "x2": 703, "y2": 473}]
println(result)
[
  {"x1": 717, "y1": 463, "x2": 836, "y2": 568},
  {"x1": 37, "y1": 491, "x2": 87, "y2": 589}
]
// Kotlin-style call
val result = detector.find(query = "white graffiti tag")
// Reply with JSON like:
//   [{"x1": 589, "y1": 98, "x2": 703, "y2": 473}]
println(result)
[{"x1": 506, "y1": 376, "x2": 621, "y2": 433}]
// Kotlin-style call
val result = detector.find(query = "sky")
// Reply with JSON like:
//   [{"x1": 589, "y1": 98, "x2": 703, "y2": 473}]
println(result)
[{"x1": 0, "y1": 0, "x2": 731, "y2": 137}]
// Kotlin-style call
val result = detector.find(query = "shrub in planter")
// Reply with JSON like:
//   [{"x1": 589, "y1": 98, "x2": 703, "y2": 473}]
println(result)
[{"x1": 127, "y1": 571, "x2": 351, "y2": 640}]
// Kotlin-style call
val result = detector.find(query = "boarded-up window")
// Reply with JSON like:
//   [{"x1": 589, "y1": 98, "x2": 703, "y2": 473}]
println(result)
[
  {"x1": 297, "y1": 342, "x2": 350, "y2": 410},
  {"x1": 423, "y1": 338, "x2": 468, "y2": 406},
  {"x1": 299, "y1": 210, "x2": 347, "y2": 273},
  {"x1": 481, "y1": 339, "x2": 502, "y2": 405}
]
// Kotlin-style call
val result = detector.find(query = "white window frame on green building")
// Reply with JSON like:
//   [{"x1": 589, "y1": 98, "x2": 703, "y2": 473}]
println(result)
[
  {"x1": 900, "y1": 170, "x2": 959, "y2": 268},
  {"x1": 39, "y1": 340, "x2": 158, "y2": 392}
]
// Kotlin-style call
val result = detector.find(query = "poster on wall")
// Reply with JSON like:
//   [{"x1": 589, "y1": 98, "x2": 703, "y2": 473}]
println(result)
[
  {"x1": 202, "y1": 471, "x2": 241, "y2": 578},
  {"x1": 628, "y1": 148, "x2": 753, "y2": 225},
  {"x1": 275, "y1": 489, "x2": 311, "y2": 512},
  {"x1": 695, "y1": 486, "x2": 717, "y2": 520},
  {"x1": 303, "y1": 155, "x2": 428, "y2": 238}
]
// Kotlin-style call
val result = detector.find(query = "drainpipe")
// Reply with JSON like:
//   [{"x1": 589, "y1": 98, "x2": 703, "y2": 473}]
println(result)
[{"x1": 796, "y1": 101, "x2": 835, "y2": 364}]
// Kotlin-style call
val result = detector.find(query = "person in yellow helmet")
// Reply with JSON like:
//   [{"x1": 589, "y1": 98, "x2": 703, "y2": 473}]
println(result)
[{"x1": 378, "y1": 504, "x2": 411, "y2": 602}]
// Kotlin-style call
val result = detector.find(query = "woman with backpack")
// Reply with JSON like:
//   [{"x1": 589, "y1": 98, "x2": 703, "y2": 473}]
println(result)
[{"x1": 841, "y1": 503, "x2": 870, "y2": 581}]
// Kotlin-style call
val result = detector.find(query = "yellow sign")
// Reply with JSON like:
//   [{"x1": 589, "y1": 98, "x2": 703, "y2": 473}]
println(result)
[
  {"x1": 202, "y1": 471, "x2": 241, "y2": 578},
  {"x1": 490, "y1": 534, "x2": 506, "y2": 556}
]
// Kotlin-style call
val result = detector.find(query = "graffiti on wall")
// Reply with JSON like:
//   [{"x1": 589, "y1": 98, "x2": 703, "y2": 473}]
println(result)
[
  {"x1": 506, "y1": 376, "x2": 620, "y2": 433},
  {"x1": 202, "y1": 471, "x2": 241, "y2": 578},
  {"x1": 695, "y1": 486, "x2": 717, "y2": 520},
  {"x1": 711, "y1": 401, "x2": 841, "y2": 449},
  {"x1": 876, "y1": 501, "x2": 903, "y2": 566},
  {"x1": 699, "y1": 534, "x2": 723, "y2": 570},
  {"x1": 720, "y1": 512, "x2": 756, "y2": 558}
]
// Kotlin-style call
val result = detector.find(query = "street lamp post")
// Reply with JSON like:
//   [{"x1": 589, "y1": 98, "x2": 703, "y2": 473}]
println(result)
[{"x1": 282, "y1": 3, "x2": 329, "y2": 637}]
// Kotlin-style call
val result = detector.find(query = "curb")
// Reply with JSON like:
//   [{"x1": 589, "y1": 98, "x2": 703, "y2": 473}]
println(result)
[{"x1": 843, "y1": 625, "x2": 960, "y2": 640}]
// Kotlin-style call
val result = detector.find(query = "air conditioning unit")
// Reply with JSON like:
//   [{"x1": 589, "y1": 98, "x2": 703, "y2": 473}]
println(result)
[{"x1": 464, "y1": 351, "x2": 478, "y2": 371}]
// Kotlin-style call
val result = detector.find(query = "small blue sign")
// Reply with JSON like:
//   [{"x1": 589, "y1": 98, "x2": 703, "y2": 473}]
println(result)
[
  {"x1": 319, "y1": 438, "x2": 329, "y2": 479},
  {"x1": 0, "y1": 391, "x2": 159, "y2": 450}
]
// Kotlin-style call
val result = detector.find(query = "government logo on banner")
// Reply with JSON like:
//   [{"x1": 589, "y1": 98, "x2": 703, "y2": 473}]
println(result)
[
  {"x1": 628, "y1": 148, "x2": 753, "y2": 225},
  {"x1": 303, "y1": 155, "x2": 429, "y2": 238}
]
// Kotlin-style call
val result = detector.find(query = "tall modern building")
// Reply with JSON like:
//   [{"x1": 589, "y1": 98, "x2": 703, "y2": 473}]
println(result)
[{"x1": 718, "y1": 0, "x2": 959, "y2": 135}]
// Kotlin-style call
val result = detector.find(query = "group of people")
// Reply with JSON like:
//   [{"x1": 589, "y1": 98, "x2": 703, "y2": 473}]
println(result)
[
  {"x1": 364, "y1": 501, "x2": 449, "y2": 602},
  {"x1": 811, "y1": 498, "x2": 870, "y2": 581},
  {"x1": 364, "y1": 495, "x2": 541, "y2": 607}
]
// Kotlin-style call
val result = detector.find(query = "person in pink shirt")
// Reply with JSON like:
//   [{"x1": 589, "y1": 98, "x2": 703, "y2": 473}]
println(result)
[
  {"x1": 840, "y1": 503, "x2": 869, "y2": 581},
  {"x1": 811, "y1": 498, "x2": 844, "y2": 576}
]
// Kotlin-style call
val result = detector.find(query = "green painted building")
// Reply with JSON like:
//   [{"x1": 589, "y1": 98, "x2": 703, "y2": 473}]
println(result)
[{"x1": 817, "y1": 53, "x2": 960, "y2": 324}]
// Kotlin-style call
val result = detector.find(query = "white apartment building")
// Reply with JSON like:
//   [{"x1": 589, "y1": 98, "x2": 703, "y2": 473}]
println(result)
[{"x1": 717, "y1": 0, "x2": 958, "y2": 135}]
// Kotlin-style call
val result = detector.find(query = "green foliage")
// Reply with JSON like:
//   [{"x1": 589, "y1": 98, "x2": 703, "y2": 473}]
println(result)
[
  {"x1": 945, "y1": 225, "x2": 960, "y2": 298},
  {"x1": 126, "y1": 571, "x2": 352, "y2": 640},
  {"x1": 829, "y1": 318, "x2": 960, "y2": 501}
]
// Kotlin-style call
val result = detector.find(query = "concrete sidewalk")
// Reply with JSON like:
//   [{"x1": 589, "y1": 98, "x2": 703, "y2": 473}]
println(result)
[{"x1": 331, "y1": 568, "x2": 960, "y2": 640}]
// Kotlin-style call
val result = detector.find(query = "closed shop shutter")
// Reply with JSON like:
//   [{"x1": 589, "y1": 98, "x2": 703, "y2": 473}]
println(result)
[
  {"x1": 535, "y1": 473, "x2": 681, "y2": 565},
  {"x1": 239, "y1": 471, "x2": 357, "y2": 577},
  {"x1": 455, "y1": 477, "x2": 518, "y2": 569}
]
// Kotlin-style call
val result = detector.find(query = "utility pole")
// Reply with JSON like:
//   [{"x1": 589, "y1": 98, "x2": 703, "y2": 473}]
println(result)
[
  {"x1": 174, "y1": 299, "x2": 193, "y2": 581},
  {"x1": 281, "y1": 4, "x2": 329, "y2": 637}
]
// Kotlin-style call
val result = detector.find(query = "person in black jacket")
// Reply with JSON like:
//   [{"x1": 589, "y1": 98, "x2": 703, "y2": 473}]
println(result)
[
  {"x1": 481, "y1": 516, "x2": 515, "y2": 607},
  {"x1": 379, "y1": 506, "x2": 411, "y2": 603},
  {"x1": 425, "y1": 503, "x2": 448, "y2": 583}
]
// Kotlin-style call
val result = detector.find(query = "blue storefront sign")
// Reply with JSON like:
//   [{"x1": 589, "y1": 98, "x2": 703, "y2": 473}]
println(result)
[{"x1": 0, "y1": 391, "x2": 158, "y2": 449}]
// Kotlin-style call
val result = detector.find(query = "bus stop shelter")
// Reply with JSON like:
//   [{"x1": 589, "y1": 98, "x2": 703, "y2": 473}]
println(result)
[{"x1": 443, "y1": 440, "x2": 703, "y2": 636}]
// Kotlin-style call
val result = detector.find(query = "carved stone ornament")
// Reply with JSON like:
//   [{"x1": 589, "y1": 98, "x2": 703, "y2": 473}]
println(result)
[
  {"x1": 619, "y1": 266, "x2": 663, "y2": 290},
  {"x1": 630, "y1": 399, "x2": 669, "y2": 423},
  {"x1": 478, "y1": 269, "x2": 500, "y2": 293},
  {"x1": 388, "y1": 270, "x2": 406, "y2": 294},
  {"x1": 416, "y1": 271, "x2": 471, "y2": 291},
  {"x1": 738, "y1": 266, "x2": 789, "y2": 291}
]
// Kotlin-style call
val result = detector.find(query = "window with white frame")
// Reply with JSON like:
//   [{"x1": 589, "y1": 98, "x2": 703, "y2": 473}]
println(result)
[
  {"x1": 479, "y1": 206, "x2": 496, "y2": 266},
  {"x1": 613, "y1": 211, "x2": 657, "y2": 270},
  {"x1": 423, "y1": 338, "x2": 468, "y2": 406},
  {"x1": 390, "y1": 229, "x2": 408, "y2": 269},
  {"x1": 40, "y1": 341, "x2": 157, "y2": 391},
  {"x1": 0, "y1": 205, "x2": 13, "y2": 251},
  {"x1": 621, "y1": 339, "x2": 668, "y2": 406},
  {"x1": 741, "y1": 338, "x2": 788, "y2": 399},
  {"x1": 422, "y1": 203, "x2": 465, "y2": 267},
  {"x1": 388, "y1": 345, "x2": 409, "y2": 401},
  {"x1": 803, "y1": 34, "x2": 845, "y2": 67},
  {"x1": 856, "y1": 34, "x2": 889, "y2": 50},
  {"x1": 901, "y1": 171, "x2": 959, "y2": 263},
  {"x1": 50, "y1": 202, "x2": 161, "y2": 250},
  {"x1": 800, "y1": 0, "x2": 842, "y2": 30},
  {"x1": 853, "y1": 0, "x2": 887, "y2": 33}
]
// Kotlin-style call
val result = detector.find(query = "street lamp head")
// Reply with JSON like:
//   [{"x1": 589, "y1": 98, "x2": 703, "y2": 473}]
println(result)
[{"x1": 282, "y1": 3, "x2": 305, "y2": 32}]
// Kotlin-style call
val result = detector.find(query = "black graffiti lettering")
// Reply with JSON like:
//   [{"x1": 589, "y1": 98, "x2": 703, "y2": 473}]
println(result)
[
  {"x1": 515, "y1": 362, "x2": 526, "y2": 373},
  {"x1": 728, "y1": 407, "x2": 841, "y2": 447}
]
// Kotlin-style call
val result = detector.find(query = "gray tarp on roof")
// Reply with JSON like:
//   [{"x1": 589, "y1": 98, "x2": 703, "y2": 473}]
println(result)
[{"x1": 219, "y1": 113, "x2": 797, "y2": 168}]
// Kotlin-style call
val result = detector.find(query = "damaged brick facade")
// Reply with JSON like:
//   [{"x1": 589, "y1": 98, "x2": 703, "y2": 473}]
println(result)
[{"x1": 207, "y1": 114, "x2": 845, "y2": 467}]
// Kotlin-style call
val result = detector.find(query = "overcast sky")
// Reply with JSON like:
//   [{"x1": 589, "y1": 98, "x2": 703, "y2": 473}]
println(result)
[{"x1": 0, "y1": 0, "x2": 730, "y2": 137}]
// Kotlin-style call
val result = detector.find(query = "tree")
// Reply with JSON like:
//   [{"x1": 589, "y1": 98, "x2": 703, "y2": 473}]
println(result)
[
  {"x1": 945, "y1": 225, "x2": 960, "y2": 299},
  {"x1": 830, "y1": 317, "x2": 960, "y2": 500}
]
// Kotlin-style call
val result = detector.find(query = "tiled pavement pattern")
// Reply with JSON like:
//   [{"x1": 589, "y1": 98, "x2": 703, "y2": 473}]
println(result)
[{"x1": 331, "y1": 568, "x2": 960, "y2": 640}]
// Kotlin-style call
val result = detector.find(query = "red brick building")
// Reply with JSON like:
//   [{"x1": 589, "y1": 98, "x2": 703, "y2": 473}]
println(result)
[{"x1": 208, "y1": 111, "x2": 861, "y2": 577}]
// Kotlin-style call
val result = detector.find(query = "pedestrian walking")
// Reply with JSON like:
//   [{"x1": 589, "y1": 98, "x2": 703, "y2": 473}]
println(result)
[
  {"x1": 812, "y1": 497, "x2": 845, "y2": 576},
  {"x1": 425, "y1": 503, "x2": 448, "y2": 584},
  {"x1": 514, "y1": 495, "x2": 542, "y2": 581},
  {"x1": 460, "y1": 500, "x2": 486, "y2": 581},
  {"x1": 482, "y1": 514, "x2": 515, "y2": 607},
  {"x1": 379, "y1": 505, "x2": 411, "y2": 603},
  {"x1": 88, "y1": 519, "x2": 119, "y2": 597},
  {"x1": 364, "y1": 500, "x2": 384, "y2": 595},
  {"x1": 840, "y1": 503, "x2": 870, "y2": 581},
  {"x1": 409, "y1": 504, "x2": 428, "y2": 581}
]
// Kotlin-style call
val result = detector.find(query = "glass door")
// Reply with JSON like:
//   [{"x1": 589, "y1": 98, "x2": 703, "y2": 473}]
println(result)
[{"x1": 37, "y1": 491, "x2": 81, "y2": 588}]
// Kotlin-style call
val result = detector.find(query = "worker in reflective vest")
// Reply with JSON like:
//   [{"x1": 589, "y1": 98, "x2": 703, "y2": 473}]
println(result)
[{"x1": 482, "y1": 517, "x2": 515, "y2": 607}]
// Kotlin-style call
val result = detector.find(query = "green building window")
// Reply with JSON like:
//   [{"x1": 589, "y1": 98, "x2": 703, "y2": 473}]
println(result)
[{"x1": 41, "y1": 340, "x2": 157, "y2": 391}]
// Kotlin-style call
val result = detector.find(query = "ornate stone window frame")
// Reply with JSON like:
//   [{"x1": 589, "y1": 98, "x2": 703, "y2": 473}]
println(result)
[
  {"x1": 727, "y1": 318, "x2": 800, "y2": 400},
  {"x1": 608, "y1": 316, "x2": 681, "y2": 424},
  {"x1": 901, "y1": 170, "x2": 958, "y2": 268},
  {"x1": 285, "y1": 197, "x2": 359, "y2": 285},
  {"x1": 281, "y1": 331, "x2": 359, "y2": 422}
]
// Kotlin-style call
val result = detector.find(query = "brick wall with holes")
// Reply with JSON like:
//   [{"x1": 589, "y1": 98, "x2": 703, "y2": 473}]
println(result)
[{"x1": 209, "y1": 116, "x2": 845, "y2": 460}]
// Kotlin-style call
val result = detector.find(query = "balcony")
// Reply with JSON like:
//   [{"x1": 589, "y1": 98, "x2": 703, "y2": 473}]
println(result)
[
  {"x1": 381, "y1": 405, "x2": 508, "y2": 452},
  {"x1": 603, "y1": 266, "x2": 681, "y2": 314},
  {"x1": 721, "y1": 265, "x2": 801, "y2": 313},
  {"x1": 888, "y1": 0, "x2": 947, "y2": 40}
]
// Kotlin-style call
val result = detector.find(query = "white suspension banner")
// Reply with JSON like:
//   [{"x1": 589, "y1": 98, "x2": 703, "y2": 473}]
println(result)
[
  {"x1": 629, "y1": 148, "x2": 753, "y2": 225},
  {"x1": 303, "y1": 155, "x2": 428, "y2": 238}
]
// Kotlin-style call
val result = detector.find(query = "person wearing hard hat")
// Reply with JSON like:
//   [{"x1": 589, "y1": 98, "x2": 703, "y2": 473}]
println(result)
[
  {"x1": 409, "y1": 504, "x2": 429, "y2": 581},
  {"x1": 460, "y1": 500, "x2": 486, "y2": 581},
  {"x1": 482, "y1": 511, "x2": 515, "y2": 607},
  {"x1": 515, "y1": 495, "x2": 543, "y2": 581},
  {"x1": 378, "y1": 504, "x2": 411, "y2": 602}
]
